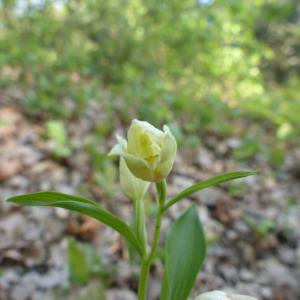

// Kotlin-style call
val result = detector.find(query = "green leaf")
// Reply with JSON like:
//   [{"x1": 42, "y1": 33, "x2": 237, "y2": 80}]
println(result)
[
  {"x1": 163, "y1": 170, "x2": 257, "y2": 211},
  {"x1": 161, "y1": 206, "x2": 206, "y2": 300},
  {"x1": 7, "y1": 192, "x2": 143, "y2": 255}
]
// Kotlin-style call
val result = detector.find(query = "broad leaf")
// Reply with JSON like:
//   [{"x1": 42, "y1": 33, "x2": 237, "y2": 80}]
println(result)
[
  {"x1": 7, "y1": 192, "x2": 143, "y2": 255},
  {"x1": 161, "y1": 205, "x2": 206, "y2": 300},
  {"x1": 163, "y1": 170, "x2": 257, "y2": 211}
]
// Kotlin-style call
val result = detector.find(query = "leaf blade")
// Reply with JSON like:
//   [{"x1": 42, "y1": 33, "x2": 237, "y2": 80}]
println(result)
[
  {"x1": 7, "y1": 191, "x2": 99, "y2": 207},
  {"x1": 163, "y1": 170, "x2": 257, "y2": 211},
  {"x1": 161, "y1": 205, "x2": 206, "y2": 300},
  {"x1": 7, "y1": 192, "x2": 143, "y2": 255}
]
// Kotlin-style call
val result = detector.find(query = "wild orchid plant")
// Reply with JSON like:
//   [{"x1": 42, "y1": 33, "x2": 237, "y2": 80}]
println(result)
[{"x1": 7, "y1": 120, "x2": 258, "y2": 300}]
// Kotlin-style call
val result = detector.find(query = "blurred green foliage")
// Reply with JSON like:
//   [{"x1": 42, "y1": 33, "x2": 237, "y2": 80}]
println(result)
[
  {"x1": 68, "y1": 238, "x2": 90, "y2": 285},
  {"x1": 0, "y1": 0, "x2": 299, "y2": 151},
  {"x1": 244, "y1": 214, "x2": 275, "y2": 238},
  {"x1": 46, "y1": 120, "x2": 72, "y2": 158},
  {"x1": 68, "y1": 238, "x2": 112, "y2": 285},
  {"x1": 58, "y1": 238, "x2": 108, "y2": 299},
  {"x1": 86, "y1": 134, "x2": 117, "y2": 197}
]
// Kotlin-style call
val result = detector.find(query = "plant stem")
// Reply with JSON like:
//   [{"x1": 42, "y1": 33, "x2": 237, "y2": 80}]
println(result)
[
  {"x1": 137, "y1": 181, "x2": 166, "y2": 300},
  {"x1": 138, "y1": 210, "x2": 163, "y2": 300},
  {"x1": 138, "y1": 257, "x2": 151, "y2": 300}
]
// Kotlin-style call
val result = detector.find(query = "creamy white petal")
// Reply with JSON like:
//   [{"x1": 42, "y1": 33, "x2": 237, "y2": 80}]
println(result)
[
  {"x1": 123, "y1": 153, "x2": 155, "y2": 182},
  {"x1": 195, "y1": 291, "x2": 228, "y2": 300},
  {"x1": 108, "y1": 143, "x2": 126, "y2": 156},
  {"x1": 120, "y1": 158, "x2": 150, "y2": 200},
  {"x1": 231, "y1": 295, "x2": 258, "y2": 300},
  {"x1": 116, "y1": 135, "x2": 127, "y2": 148},
  {"x1": 132, "y1": 119, "x2": 164, "y2": 138},
  {"x1": 156, "y1": 125, "x2": 177, "y2": 180},
  {"x1": 195, "y1": 291, "x2": 258, "y2": 300},
  {"x1": 109, "y1": 120, "x2": 177, "y2": 182},
  {"x1": 160, "y1": 125, "x2": 177, "y2": 162}
]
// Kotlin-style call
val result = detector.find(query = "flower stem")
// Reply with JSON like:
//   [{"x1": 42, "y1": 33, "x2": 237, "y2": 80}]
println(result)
[
  {"x1": 138, "y1": 258, "x2": 151, "y2": 300},
  {"x1": 137, "y1": 181, "x2": 166, "y2": 300}
]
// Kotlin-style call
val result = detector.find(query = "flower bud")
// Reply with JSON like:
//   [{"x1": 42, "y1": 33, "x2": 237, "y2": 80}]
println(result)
[
  {"x1": 195, "y1": 291, "x2": 258, "y2": 300},
  {"x1": 109, "y1": 119, "x2": 177, "y2": 182},
  {"x1": 119, "y1": 158, "x2": 150, "y2": 201}
]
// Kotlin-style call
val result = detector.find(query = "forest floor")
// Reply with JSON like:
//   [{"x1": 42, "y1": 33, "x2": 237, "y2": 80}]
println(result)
[{"x1": 0, "y1": 102, "x2": 299, "y2": 300}]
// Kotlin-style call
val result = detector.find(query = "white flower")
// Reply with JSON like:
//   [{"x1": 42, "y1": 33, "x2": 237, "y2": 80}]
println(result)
[
  {"x1": 109, "y1": 119, "x2": 177, "y2": 182},
  {"x1": 119, "y1": 157, "x2": 150, "y2": 201},
  {"x1": 195, "y1": 290, "x2": 258, "y2": 300}
]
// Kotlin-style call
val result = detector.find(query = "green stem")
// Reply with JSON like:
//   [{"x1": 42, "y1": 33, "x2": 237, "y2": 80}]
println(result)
[
  {"x1": 138, "y1": 258, "x2": 151, "y2": 300},
  {"x1": 137, "y1": 181, "x2": 166, "y2": 300}
]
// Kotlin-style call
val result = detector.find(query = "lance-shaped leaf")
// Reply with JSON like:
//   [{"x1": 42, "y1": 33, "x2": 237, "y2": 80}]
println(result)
[
  {"x1": 160, "y1": 205, "x2": 206, "y2": 300},
  {"x1": 7, "y1": 192, "x2": 143, "y2": 255},
  {"x1": 163, "y1": 170, "x2": 257, "y2": 211}
]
